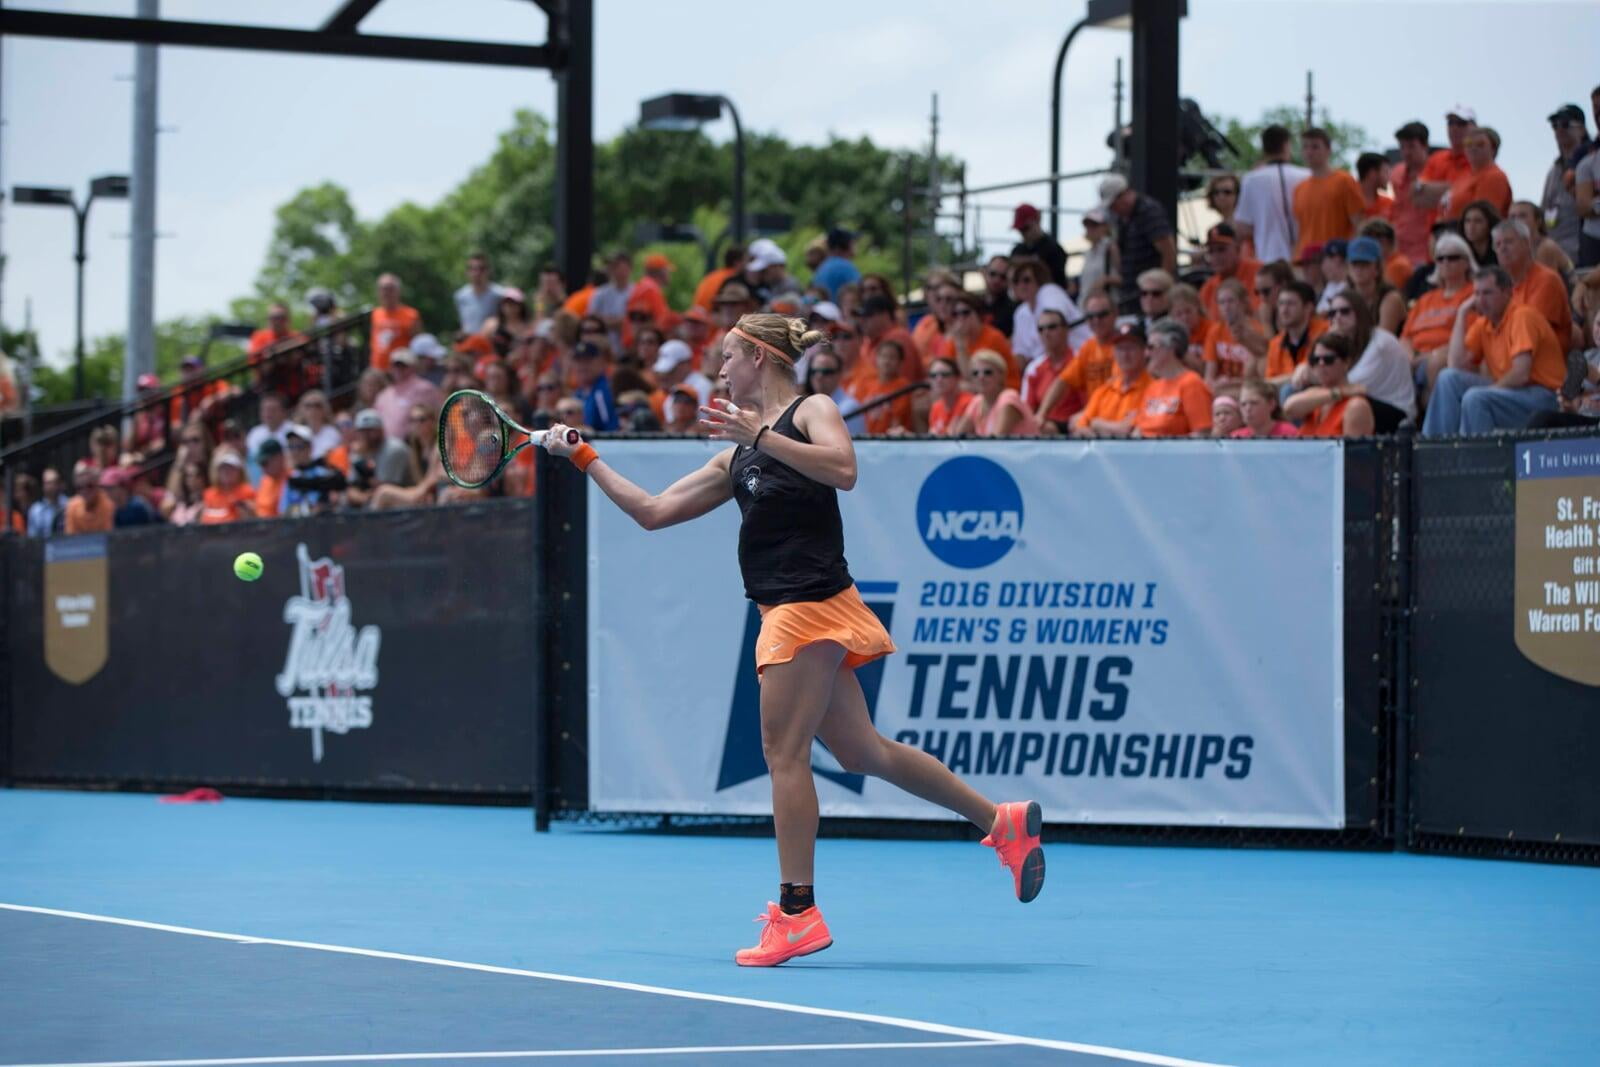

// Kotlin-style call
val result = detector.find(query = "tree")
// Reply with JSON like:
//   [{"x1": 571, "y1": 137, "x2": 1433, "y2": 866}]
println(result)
[
  {"x1": 30, "y1": 317, "x2": 236, "y2": 406},
  {"x1": 1210, "y1": 105, "x2": 1373, "y2": 172}
]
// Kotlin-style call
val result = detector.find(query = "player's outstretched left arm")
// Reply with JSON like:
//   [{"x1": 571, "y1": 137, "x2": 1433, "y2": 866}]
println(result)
[
  {"x1": 545, "y1": 423, "x2": 734, "y2": 531},
  {"x1": 700, "y1": 395, "x2": 857, "y2": 491}
]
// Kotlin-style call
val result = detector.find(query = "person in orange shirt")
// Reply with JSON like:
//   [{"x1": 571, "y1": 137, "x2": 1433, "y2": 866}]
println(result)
[
  {"x1": 369, "y1": 273, "x2": 422, "y2": 373},
  {"x1": 1166, "y1": 284, "x2": 1214, "y2": 373},
  {"x1": 929, "y1": 289, "x2": 1016, "y2": 388},
  {"x1": 1444, "y1": 128, "x2": 1512, "y2": 220},
  {"x1": 1264, "y1": 281, "x2": 1330, "y2": 384},
  {"x1": 1034, "y1": 290, "x2": 1118, "y2": 425},
  {"x1": 253, "y1": 438, "x2": 288, "y2": 518},
  {"x1": 1399, "y1": 232, "x2": 1477, "y2": 397},
  {"x1": 562, "y1": 269, "x2": 605, "y2": 317},
  {"x1": 1389, "y1": 121, "x2": 1438, "y2": 266},
  {"x1": 1292, "y1": 128, "x2": 1366, "y2": 260},
  {"x1": 692, "y1": 246, "x2": 747, "y2": 310},
  {"x1": 1020, "y1": 308, "x2": 1081, "y2": 429},
  {"x1": 1205, "y1": 278, "x2": 1268, "y2": 390},
  {"x1": 853, "y1": 294, "x2": 925, "y2": 389},
  {"x1": 1070, "y1": 321, "x2": 1153, "y2": 438},
  {"x1": 1197, "y1": 223, "x2": 1258, "y2": 322},
  {"x1": 1284, "y1": 334, "x2": 1375, "y2": 438},
  {"x1": 63, "y1": 461, "x2": 115, "y2": 535},
  {"x1": 1422, "y1": 265, "x2": 1566, "y2": 435},
  {"x1": 1134, "y1": 320, "x2": 1213, "y2": 437},
  {"x1": 248, "y1": 302, "x2": 303, "y2": 364},
  {"x1": 849, "y1": 338, "x2": 916, "y2": 435},
  {"x1": 1414, "y1": 105, "x2": 1477, "y2": 212},
  {"x1": 1359, "y1": 218, "x2": 1414, "y2": 291},
  {"x1": 912, "y1": 271, "x2": 958, "y2": 355},
  {"x1": 200, "y1": 452, "x2": 257, "y2": 524},
  {"x1": 1494, "y1": 218, "x2": 1575, "y2": 350},
  {"x1": 1356, "y1": 152, "x2": 1394, "y2": 221},
  {"x1": 925, "y1": 357, "x2": 976, "y2": 436}
]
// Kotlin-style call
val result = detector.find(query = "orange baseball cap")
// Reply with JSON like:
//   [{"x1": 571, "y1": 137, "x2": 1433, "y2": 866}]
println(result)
[{"x1": 644, "y1": 253, "x2": 673, "y2": 272}]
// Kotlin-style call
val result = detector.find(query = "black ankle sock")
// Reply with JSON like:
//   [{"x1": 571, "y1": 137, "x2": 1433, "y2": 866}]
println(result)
[{"x1": 779, "y1": 883, "x2": 815, "y2": 915}]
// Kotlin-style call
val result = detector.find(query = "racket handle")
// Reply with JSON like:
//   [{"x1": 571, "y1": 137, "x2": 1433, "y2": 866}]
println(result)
[{"x1": 537, "y1": 428, "x2": 583, "y2": 449}]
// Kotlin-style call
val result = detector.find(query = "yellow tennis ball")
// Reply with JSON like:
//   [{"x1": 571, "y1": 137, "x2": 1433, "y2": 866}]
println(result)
[{"x1": 234, "y1": 552, "x2": 264, "y2": 582}]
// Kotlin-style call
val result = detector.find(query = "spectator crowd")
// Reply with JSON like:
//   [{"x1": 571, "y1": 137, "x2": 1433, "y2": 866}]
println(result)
[{"x1": 7, "y1": 90, "x2": 1600, "y2": 536}]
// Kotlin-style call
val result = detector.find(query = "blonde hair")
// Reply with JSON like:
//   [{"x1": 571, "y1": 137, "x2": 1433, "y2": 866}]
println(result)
[
  {"x1": 731, "y1": 313, "x2": 829, "y2": 368},
  {"x1": 1167, "y1": 283, "x2": 1202, "y2": 311},
  {"x1": 1136, "y1": 268, "x2": 1175, "y2": 292},
  {"x1": 970, "y1": 349, "x2": 1009, "y2": 377}
]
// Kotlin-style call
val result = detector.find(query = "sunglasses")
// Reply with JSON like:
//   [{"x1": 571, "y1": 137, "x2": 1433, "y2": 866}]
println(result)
[
  {"x1": 1436, "y1": 253, "x2": 1466, "y2": 262},
  {"x1": 928, "y1": 369, "x2": 955, "y2": 378},
  {"x1": 1308, "y1": 354, "x2": 1341, "y2": 366},
  {"x1": 1140, "y1": 289, "x2": 1167, "y2": 298},
  {"x1": 181, "y1": 435, "x2": 204, "y2": 445},
  {"x1": 951, "y1": 307, "x2": 974, "y2": 317},
  {"x1": 984, "y1": 270, "x2": 1007, "y2": 279},
  {"x1": 1329, "y1": 306, "x2": 1355, "y2": 317},
  {"x1": 1040, "y1": 323, "x2": 1065, "y2": 331},
  {"x1": 1254, "y1": 286, "x2": 1277, "y2": 296},
  {"x1": 536, "y1": 383, "x2": 561, "y2": 392},
  {"x1": 1086, "y1": 309, "x2": 1113, "y2": 320},
  {"x1": 810, "y1": 366, "x2": 840, "y2": 376},
  {"x1": 971, "y1": 368, "x2": 998, "y2": 378}
]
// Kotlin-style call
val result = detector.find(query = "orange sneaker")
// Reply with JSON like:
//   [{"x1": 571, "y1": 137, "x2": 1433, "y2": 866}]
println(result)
[
  {"x1": 981, "y1": 800, "x2": 1045, "y2": 903},
  {"x1": 734, "y1": 902, "x2": 833, "y2": 967}
]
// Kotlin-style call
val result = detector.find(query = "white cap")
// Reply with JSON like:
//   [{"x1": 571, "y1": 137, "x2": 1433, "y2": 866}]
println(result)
[
  {"x1": 1098, "y1": 174, "x2": 1129, "y2": 209},
  {"x1": 652, "y1": 338, "x2": 693, "y2": 374},
  {"x1": 389, "y1": 346, "x2": 416, "y2": 365},
  {"x1": 410, "y1": 333, "x2": 446, "y2": 360},
  {"x1": 810, "y1": 301, "x2": 843, "y2": 324},
  {"x1": 1446, "y1": 103, "x2": 1477, "y2": 123},
  {"x1": 748, "y1": 237, "x2": 788, "y2": 271},
  {"x1": 1083, "y1": 206, "x2": 1109, "y2": 225}
]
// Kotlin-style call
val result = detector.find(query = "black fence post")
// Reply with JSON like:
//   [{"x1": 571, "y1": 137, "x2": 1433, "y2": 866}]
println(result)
[
  {"x1": 532, "y1": 453, "x2": 551, "y2": 832},
  {"x1": 1391, "y1": 429, "x2": 1414, "y2": 849}
]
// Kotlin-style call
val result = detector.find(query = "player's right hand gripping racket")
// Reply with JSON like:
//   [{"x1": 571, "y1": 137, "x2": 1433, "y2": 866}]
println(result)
[{"x1": 437, "y1": 389, "x2": 581, "y2": 490}]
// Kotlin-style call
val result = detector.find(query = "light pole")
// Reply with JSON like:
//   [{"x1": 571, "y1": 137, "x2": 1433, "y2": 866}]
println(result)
[
  {"x1": 639, "y1": 92, "x2": 746, "y2": 247},
  {"x1": 12, "y1": 175, "x2": 129, "y2": 400}
]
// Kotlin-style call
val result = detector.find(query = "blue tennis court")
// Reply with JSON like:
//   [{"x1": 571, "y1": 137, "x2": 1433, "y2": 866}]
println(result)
[{"x1": 2, "y1": 790, "x2": 1596, "y2": 1066}]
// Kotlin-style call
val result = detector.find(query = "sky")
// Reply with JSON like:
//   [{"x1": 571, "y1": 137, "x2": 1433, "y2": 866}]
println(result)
[{"x1": 2, "y1": 0, "x2": 1598, "y2": 370}]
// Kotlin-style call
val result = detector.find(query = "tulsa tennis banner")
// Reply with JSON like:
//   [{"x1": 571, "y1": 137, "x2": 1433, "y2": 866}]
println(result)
[{"x1": 587, "y1": 440, "x2": 1346, "y2": 828}]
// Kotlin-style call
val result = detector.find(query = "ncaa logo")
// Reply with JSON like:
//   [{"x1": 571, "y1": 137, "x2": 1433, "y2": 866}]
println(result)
[{"x1": 917, "y1": 456, "x2": 1023, "y2": 568}]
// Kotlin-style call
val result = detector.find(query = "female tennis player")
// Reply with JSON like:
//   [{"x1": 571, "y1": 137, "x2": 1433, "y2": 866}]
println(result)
[{"x1": 544, "y1": 313, "x2": 1044, "y2": 967}]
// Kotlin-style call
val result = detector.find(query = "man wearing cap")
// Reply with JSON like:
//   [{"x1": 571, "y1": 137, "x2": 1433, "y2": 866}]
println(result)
[
  {"x1": 1414, "y1": 107, "x2": 1477, "y2": 212},
  {"x1": 373, "y1": 347, "x2": 443, "y2": 440},
  {"x1": 744, "y1": 238, "x2": 800, "y2": 306},
  {"x1": 1235, "y1": 124, "x2": 1310, "y2": 265},
  {"x1": 1315, "y1": 240, "x2": 1350, "y2": 316},
  {"x1": 1542, "y1": 104, "x2": 1594, "y2": 263},
  {"x1": 64, "y1": 461, "x2": 114, "y2": 535},
  {"x1": 1359, "y1": 219, "x2": 1414, "y2": 291},
  {"x1": 1198, "y1": 223, "x2": 1258, "y2": 322},
  {"x1": 1010, "y1": 203, "x2": 1068, "y2": 289},
  {"x1": 254, "y1": 438, "x2": 289, "y2": 519},
  {"x1": 1070, "y1": 321, "x2": 1152, "y2": 438},
  {"x1": 650, "y1": 338, "x2": 711, "y2": 421},
  {"x1": 812, "y1": 228, "x2": 862, "y2": 301},
  {"x1": 1100, "y1": 176, "x2": 1176, "y2": 315},
  {"x1": 99, "y1": 467, "x2": 154, "y2": 528},
  {"x1": 631, "y1": 253, "x2": 677, "y2": 331},
  {"x1": 455, "y1": 253, "x2": 504, "y2": 334},
  {"x1": 409, "y1": 333, "x2": 449, "y2": 387},
  {"x1": 344, "y1": 409, "x2": 414, "y2": 509},
  {"x1": 281, "y1": 426, "x2": 346, "y2": 517}
]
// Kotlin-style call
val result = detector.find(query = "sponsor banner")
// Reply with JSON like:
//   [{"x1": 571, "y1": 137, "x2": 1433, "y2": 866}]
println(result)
[
  {"x1": 588, "y1": 440, "x2": 1346, "y2": 828},
  {"x1": 44, "y1": 535, "x2": 109, "y2": 685},
  {"x1": 9, "y1": 505, "x2": 538, "y2": 793},
  {"x1": 1513, "y1": 438, "x2": 1600, "y2": 686}
]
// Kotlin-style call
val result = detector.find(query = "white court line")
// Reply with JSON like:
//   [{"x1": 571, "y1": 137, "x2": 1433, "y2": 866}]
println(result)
[
  {"x1": 0, "y1": 903, "x2": 1229, "y2": 1067},
  {"x1": 0, "y1": 1039, "x2": 1009, "y2": 1067}
]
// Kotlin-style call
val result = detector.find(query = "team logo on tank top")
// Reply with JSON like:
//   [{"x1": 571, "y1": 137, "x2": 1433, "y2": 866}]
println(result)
[{"x1": 741, "y1": 465, "x2": 762, "y2": 496}]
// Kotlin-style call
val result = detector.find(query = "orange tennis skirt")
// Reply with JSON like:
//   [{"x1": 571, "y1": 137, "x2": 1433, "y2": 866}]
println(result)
[{"x1": 755, "y1": 583, "x2": 897, "y2": 676}]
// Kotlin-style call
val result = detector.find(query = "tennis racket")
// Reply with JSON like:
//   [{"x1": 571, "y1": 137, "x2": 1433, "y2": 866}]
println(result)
[{"x1": 437, "y1": 389, "x2": 580, "y2": 490}]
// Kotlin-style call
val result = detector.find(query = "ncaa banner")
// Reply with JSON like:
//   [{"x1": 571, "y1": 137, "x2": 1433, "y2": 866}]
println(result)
[{"x1": 587, "y1": 440, "x2": 1345, "y2": 828}]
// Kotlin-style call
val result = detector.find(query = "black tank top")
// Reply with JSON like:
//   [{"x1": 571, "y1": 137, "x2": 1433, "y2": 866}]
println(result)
[{"x1": 729, "y1": 396, "x2": 853, "y2": 605}]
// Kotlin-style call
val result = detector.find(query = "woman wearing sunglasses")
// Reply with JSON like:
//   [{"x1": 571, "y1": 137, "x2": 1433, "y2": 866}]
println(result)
[
  {"x1": 924, "y1": 357, "x2": 975, "y2": 436},
  {"x1": 1306, "y1": 289, "x2": 1416, "y2": 432},
  {"x1": 952, "y1": 349, "x2": 1040, "y2": 437},
  {"x1": 1284, "y1": 334, "x2": 1374, "y2": 438},
  {"x1": 1399, "y1": 233, "x2": 1478, "y2": 400}
]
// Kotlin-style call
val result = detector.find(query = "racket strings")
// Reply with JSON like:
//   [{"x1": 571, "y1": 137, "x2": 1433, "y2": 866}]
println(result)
[{"x1": 439, "y1": 393, "x2": 509, "y2": 488}]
